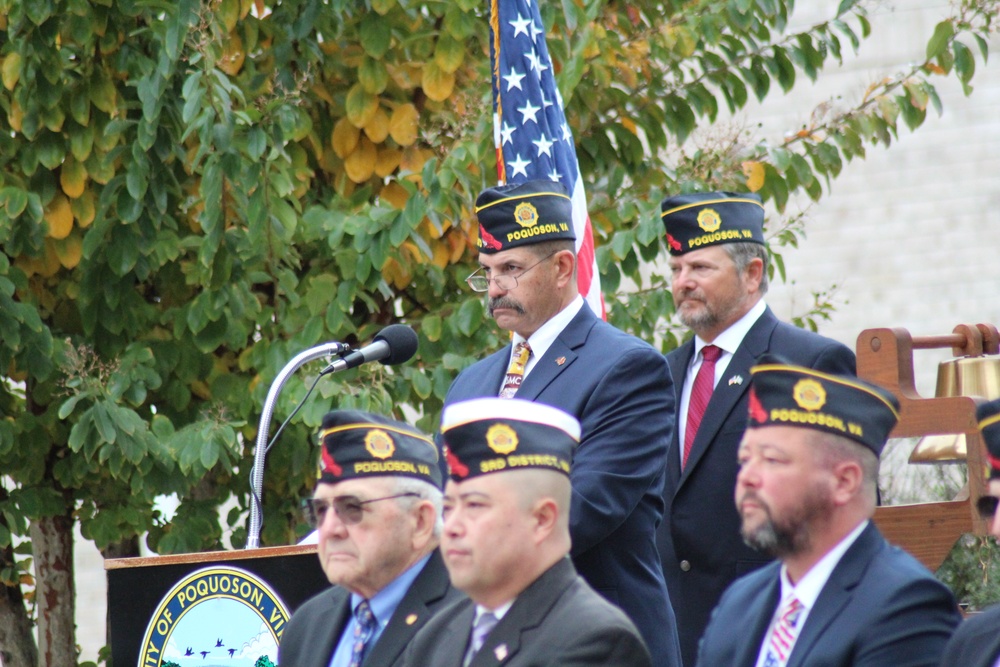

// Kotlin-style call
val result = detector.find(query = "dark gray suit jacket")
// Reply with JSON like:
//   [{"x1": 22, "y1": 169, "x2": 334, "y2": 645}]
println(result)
[
  {"x1": 938, "y1": 603, "x2": 1000, "y2": 667},
  {"x1": 657, "y1": 305, "x2": 856, "y2": 666},
  {"x1": 278, "y1": 549, "x2": 462, "y2": 667},
  {"x1": 401, "y1": 557, "x2": 652, "y2": 667},
  {"x1": 696, "y1": 523, "x2": 961, "y2": 667}
]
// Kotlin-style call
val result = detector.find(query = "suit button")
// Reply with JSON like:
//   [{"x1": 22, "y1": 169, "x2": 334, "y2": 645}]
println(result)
[{"x1": 680, "y1": 560, "x2": 691, "y2": 572}]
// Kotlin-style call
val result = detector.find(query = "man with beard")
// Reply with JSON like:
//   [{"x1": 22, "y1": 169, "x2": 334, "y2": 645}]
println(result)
[
  {"x1": 656, "y1": 191, "x2": 856, "y2": 666},
  {"x1": 696, "y1": 356, "x2": 960, "y2": 667},
  {"x1": 444, "y1": 179, "x2": 681, "y2": 666},
  {"x1": 278, "y1": 410, "x2": 463, "y2": 667}
]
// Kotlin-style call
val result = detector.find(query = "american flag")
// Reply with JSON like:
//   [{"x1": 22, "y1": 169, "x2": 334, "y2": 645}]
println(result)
[{"x1": 487, "y1": 0, "x2": 605, "y2": 318}]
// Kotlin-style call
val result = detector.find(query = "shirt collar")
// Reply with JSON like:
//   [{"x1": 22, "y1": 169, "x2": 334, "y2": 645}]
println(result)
[
  {"x1": 694, "y1": 298, "x2": 766, "y2": 358},
  {"x1": 350, "y1": 552, "x2": 432, "y2": 629},
  {"x1": 474, "y1": 599, "x2": 515, "y2": 623},
  {"x1": 513, "y1": 295, "x2": 584, "y2": 361},
  {"x1": 778, "y1": 520, "x2": 868, "y2": 608}
]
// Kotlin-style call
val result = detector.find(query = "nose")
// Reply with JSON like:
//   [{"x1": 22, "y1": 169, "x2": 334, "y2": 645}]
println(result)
[
  {"x1": 443, "y1": 507, "x2": 464, "y2": 538},
  {"x1": 318, "y1": 505, "x2": 349, "y2": 539},
  {"x1": 487, "y1": 277, "x2": 507, "y2": 299}
]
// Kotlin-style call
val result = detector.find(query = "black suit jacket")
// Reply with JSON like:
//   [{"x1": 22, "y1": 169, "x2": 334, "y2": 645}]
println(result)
[
  {"x1": 401, "y1": 558, "x2": 652, "y2": 667},
  {"x1": 939, "y1": 603, "x2": 1000, "y2": 667},
  {"x1": 696, "y1": 523, "x2": 961, "y2": 667},
  {"x1": 278, "y1": 549, "x2": 462, "y2": 667},
  {"x1": 445, "y1": 302, "x2": 680, "y2": 665},
  {"x1": 657, "y1": 306, "x2": 856, "y2": 666}
]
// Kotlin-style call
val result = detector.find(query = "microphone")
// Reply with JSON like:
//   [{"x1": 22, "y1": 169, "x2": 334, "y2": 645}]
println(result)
[{"x1": 321, "y1": 324, "x2": 419, "y2": 374}]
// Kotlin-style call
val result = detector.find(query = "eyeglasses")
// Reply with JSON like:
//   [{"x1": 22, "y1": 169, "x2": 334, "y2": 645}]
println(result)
[
  {"x1": 301, "y1": 492, "x2": 420, "y2": 528},
  {"x1": 977, "y1": 494, "x2": 999, "y2": 521},
  {"x1": 465, "y1": 251, "x2": 558, "y2": 293}
]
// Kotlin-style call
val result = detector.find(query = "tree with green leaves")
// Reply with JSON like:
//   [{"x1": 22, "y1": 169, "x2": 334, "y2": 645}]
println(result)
[{"x1": 0, "y1": 0, "x2": 995, "y2": 664}]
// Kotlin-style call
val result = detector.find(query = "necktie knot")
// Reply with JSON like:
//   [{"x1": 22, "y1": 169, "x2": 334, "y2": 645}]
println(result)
[{"x1": 701, "y1": 344, "x2": 722, "y2": 362}]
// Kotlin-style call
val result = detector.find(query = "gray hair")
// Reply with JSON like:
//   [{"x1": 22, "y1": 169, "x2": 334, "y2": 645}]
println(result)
[
  {"x1": 391, "y1": 476, "x2": 444, "y2": 537},
  {"x1": 723, "y1": 241, "x2": 770, "y2": 294},
  {"x1": 811, "y1": 431, "x2": 880, "y2": 505}
]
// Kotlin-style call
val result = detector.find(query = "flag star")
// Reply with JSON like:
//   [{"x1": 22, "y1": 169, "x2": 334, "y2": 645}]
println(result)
[
  {"x1": 525, "y1": 51, "x2": 549, "y2": 76},
  {"x1": 500, "y1": 121, "x2": 516, "y2": 146},
  {"x1": 503, "y1": 67, "x2": 526, "y2": 92},
  {"x1": 508, "y1": 154, "x2": 530, "y2": 178},
  {"x1": 548, "y1": 167, "x2": 562, "y2": 182},
  {"x1": 529, "y1": 21, "x2": 543, "y2": 42},
  {"x1": 509, "y1": 13, "x2": 531, "y2": 38},
  {"x1": 541, "y1": 92, "x2": 553, "y2": 108},
  {"x1": 518, "y1": 99, "x2": 541, "y2": 124},
  {"x1": 533, "y1": 135, "x2": 554, "y2": 157},
  {"x1": 561, "y1": 121, "x2": 572, "y2": 141}
]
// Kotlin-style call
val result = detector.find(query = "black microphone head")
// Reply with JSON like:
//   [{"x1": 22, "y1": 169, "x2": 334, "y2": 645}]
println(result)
[{"x1": 374, "y1": 324, "x2": 419, "y2": 365}]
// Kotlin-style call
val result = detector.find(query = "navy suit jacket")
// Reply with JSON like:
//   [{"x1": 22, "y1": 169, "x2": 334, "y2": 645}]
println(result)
[
  {"x1": 445, "y1": 302, "x2": 681, "y2": 666},
  {"x1": 401, "y1": 558, "x2": 652, "y2": 667},
  {"x1": 939, "y1": 603, "x2": 1000, "y2": 667},
  {"x1": 277, "y1": 549, "x2": 462, "y2": 667},
  {"x1": 657, "y1": 306, "x2": 855, "y2": 666},
  {"x1": 696, "y1": 522, "x2": 961, "y2": 667}
]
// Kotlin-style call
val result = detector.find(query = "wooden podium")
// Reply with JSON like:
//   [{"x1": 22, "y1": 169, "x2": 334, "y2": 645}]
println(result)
[
  {"x1": 105, "y1": 544, "x2": 327, "y2": 667},
  {"x1": 861, "y1": 324, "x2": 996, "y2": 572}
]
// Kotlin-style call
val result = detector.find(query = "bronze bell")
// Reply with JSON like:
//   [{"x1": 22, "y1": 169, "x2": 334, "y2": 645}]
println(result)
[{"x1": 909, "y1": 355, "x2": 1000, "y2": 462}]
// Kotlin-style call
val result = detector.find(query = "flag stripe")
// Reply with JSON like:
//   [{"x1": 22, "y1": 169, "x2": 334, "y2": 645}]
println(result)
[{"x1": 488, "y1": 0, "x2": 605, "y2": 318}]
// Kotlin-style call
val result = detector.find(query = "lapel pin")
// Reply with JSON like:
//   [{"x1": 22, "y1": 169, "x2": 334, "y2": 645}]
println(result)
[
  {"x1": 728, "y1": 375, "x2": 743, "y2": 386},
  {"x1": 405, "y1": 613, "x2": 418, "y2": 625},
  {"x1": 555, "y1": 356, "x2": 566, "y2": 366},
  {"x1": 495, "y1": 644, "x2": 509, "y2": 660}
]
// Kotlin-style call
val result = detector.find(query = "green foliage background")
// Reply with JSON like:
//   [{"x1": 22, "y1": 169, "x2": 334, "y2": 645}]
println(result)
[{"x1": 0, "y1": 0, "x2": 997, "y2": 661}]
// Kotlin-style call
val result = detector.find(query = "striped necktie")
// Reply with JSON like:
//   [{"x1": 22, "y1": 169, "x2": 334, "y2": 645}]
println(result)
[
  {"x1": 763, "y1": 596, "x2": 804, "y2": 667},
  {"x1": 499, "y1": 342, "x2": 531, "y2": 398}
]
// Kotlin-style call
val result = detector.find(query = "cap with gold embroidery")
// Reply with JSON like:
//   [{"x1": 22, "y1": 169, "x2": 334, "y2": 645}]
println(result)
[
  {"x1": 318, "y1": 410, "x2": 442, "y2": 488},
  {"x1": 439, "y1": 398, "x2": 580, "y2": 480},
  {"x1": 976, "y1": 398, "x2": 1000, "y2": 479},
  {"x1": 474, "y1": 180, "x2": 575, "y2": 254},
  {"x1": 746, "y1": 354, "x2": 900, "y2": 456},
  {"x1": 660, "y1": 191, "x2": 765, "y2": 256}
]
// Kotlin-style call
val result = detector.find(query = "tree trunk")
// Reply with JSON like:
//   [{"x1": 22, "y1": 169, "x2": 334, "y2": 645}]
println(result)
[
  {"x1": 31, "y1": 513, "x2": 77, "y2": 667},
  {"x1": 0, "y1": 540, "x2": 38, "y2": 667}
]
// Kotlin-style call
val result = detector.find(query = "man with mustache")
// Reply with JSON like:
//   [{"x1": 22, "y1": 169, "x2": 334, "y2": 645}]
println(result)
[
  {"x1": 655, "y1": 191, "x2": 856, "y2": 665},
  {"x1": 444, "y1": 179, "x2": 681, "y2": 665},
  {"x1": 696, "y1": 357, "x2": 959, "y2": 666}
]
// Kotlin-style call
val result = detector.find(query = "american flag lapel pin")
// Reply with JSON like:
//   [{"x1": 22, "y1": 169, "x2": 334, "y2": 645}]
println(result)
[
  {"x1": 495, "y1": 644, "x2": 509, "y2": 661},
  {"x1": 728, "y1": 375, "x2": 743, "y2": 386},
  {"x1": 556, "y1": 356, "x2": 566, "y2": 366}
]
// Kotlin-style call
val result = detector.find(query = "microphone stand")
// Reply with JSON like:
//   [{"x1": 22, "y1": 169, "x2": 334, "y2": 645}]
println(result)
[{"x1": 246, "y1": 341, "x2": 349, "y2": 549}]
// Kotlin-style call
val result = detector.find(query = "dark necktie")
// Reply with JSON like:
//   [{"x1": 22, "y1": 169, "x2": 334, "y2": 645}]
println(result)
[
  {"x1": 349, "y1": 600, "x2": 376, "y2": 667},
  {"x1": 499, "y1": 342, "x2": 531, "y2": 398},
  {"x1": 684, "y1": 344, "x2": 721, "y2": 468}
]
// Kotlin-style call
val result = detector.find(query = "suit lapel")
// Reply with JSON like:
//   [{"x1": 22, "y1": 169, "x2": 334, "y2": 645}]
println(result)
[
  {"x1": 316, "y1": 592, "x2": 352, "y2": 667},
  {"x1": 363, "y1": 551, "x2": 452, "y2": 666},
  {"x1": 666, "y1": 341, "x2": 694, "y2": 488},
  {"x1": 735, "y1": 573, "x2": 782, "y2": 667},
  {"x1": 471, "y1": 558, "x2": 576, "y2": 666},
  {"x1": 515, "y1": 305, "x2": 594, "y2": 401},
  {"x1": 677, "y1": 309, "x2": 779, "y2": 488},
  {"x1": 786, "y1": 524, "x2": 880, "y2": 667}
]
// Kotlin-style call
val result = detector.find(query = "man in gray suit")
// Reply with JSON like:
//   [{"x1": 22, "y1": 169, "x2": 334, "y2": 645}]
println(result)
[
  {"x1": 403, "y1": 398, "x2": 652, "y2": 667},
  {"x1": 279, "y1": 410, "x2": 462, "y2": 667}
]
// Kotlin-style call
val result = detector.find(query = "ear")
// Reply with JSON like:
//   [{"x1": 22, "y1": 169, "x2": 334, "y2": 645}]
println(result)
[
  {"x1": 553, "y1": 250, "x2": 576, "y2": 289},
  {"x1": 531, "y1": 497, "x2": 559, "y2": 544},
  {"x1": 410, "y1": 500, "x2": 438, "y2": 550},
  {"x1": 743, "y1": 257, "x2": 764, "y2": 293},
  {"x1": 830, "y1": 460, "x2": 863, "y2": 505}
]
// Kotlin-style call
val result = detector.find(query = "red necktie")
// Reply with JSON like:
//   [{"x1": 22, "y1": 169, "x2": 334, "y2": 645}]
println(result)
[{"x1": 683, "y1": 344, "x2": 721, "y2": 468}]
